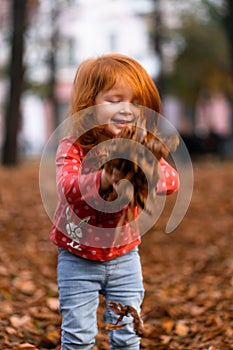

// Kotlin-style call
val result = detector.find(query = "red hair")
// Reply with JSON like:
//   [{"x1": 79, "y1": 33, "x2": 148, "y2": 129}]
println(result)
[{"x1": 68, "y1": 53, "x2": 161, "y2": 149}]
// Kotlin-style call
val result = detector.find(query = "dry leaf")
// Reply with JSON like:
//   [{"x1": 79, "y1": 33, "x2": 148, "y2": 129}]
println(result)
[
  {"x1": 10, "y1": 315, "x2": 31, "y2": 328},
  {"x1": 174, "y1": 321, "x2": 189, "y2": 337},
  {"x1": 12, "y1": 344, "x2": 37, "y2": 350},
  {"x1": 102, "y1": 121, "x2": 179, "y2": 214},
  {"x1": 38, "y1": 330, "x2": 60, "y2": 347},
  {"x1": 162, "y1": 319, "x2": 174, "y2": 333},
  {"x1": 160, "y1": 335, "x2": 172, "y2": 344},
  {"x1": 5, "y1": 326, "x2": 17, "y2": 335},
  {"x1": 13, "y1": 278, "x2": 36, "y2": 295},
  {"x1": 105, "y1": 323, "x2": 127, "y2": 331},
  {"x1": 107, "y1": 301, "x2": 144, "y2": 336},
  {"x1": 46, "y1": 297, "x2": 59, "y2": 311}
]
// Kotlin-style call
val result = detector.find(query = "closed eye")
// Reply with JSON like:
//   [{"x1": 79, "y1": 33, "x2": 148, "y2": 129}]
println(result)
[{"x1": 108, "y1": 100, "x2": 121, "y2": 103}]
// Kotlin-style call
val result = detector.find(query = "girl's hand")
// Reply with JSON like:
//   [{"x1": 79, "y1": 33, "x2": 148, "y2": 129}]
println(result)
[{"x1": 100, "y1": 168, "x2": 125, "y2": 192}]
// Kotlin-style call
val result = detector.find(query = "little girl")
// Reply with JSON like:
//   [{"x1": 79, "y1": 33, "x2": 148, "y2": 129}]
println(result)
[{"x1": 50, "y1": 53, "x2": 179, "y2": 349}]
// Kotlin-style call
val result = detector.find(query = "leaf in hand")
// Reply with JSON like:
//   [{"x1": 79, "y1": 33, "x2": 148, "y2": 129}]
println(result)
[{"x1": 103, "y1": 118, "x2": 179, "y2": 214}]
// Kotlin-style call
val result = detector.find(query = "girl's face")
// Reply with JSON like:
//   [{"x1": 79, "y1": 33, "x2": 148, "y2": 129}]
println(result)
[{"x1": 94, "y1": 81, "x2": 140, "y2": 137}]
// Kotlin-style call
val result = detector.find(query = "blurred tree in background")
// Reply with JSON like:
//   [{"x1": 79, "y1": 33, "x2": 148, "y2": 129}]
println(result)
[
  {"x1": 167, "y1": 17, "x2": 232, "y2": 104},
  {"x1": 162, "y1": 0, "x2": 233, "y2": 104},
  {"x1": 2, "y1": 0, "x2": 27, "y2": 165},
  {"x1": 1, "y1": 0, "x2": 62, "y2": 165},
  {"x1": 222, "y1": 0, "x2": 233, "y2": 73}
]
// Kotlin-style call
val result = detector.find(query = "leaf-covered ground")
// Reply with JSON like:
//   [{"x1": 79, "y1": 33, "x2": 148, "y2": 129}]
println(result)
[{"x1": 0, "y1": 159, "x2": 233, "y2": 350}]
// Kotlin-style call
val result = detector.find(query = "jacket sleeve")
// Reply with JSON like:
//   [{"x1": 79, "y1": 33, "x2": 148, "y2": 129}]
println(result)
[
  {"x1": 156, "y1": 158, "x2": 179, "y2": 195},
  {"x1": 56, "y1": 138, "x2": 102, "y2": 204}
]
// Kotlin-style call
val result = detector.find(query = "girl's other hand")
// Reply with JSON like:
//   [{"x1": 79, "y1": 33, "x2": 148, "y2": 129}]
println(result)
[{"x1": 100, "y1": 168, "x2": 125, "y2": 192}]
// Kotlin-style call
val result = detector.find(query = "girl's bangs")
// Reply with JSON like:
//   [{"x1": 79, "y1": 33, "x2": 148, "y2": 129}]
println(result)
[
  {"x1": 99, "y1": 61, "x2": 141, "y2": 99},
  {"x1": 116, "y1": 64, "x2": 145, "y2": 103}
]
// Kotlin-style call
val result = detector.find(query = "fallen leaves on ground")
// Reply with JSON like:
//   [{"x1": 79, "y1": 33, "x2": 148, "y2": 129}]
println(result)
[{"x1": 0, "y1": 158, "x2": 233, "y2": 349}]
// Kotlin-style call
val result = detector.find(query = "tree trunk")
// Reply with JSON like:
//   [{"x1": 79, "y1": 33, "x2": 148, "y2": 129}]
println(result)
[
  {"x1": 2, "y1": 0, "x2": 27, "y2": 166},
  {"x1": 48, "y1": 2, "x2": 60, "y2": 130},
  {"x1": 224, "y1": 0, "x2": 233, "y2": 74},
  {"x1": 152, "y1": 0, "x2": 165, "y2": 96}
]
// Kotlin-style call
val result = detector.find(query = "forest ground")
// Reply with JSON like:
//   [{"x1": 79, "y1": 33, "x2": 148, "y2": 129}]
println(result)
[{"x1": 0, "y1": 158, "x2": 233, "y2": 350}]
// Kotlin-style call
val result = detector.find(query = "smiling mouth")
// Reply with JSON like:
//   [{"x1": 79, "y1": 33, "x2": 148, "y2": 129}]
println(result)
[{"x1": 111, "y1": 118, "x2": 134, "y2": 124}]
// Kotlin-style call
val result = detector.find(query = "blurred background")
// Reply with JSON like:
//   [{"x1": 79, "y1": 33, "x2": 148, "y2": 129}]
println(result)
[
  {"x1": 0, "y1": 0, "x2": 232, "y2": 165},
  {"x1": 0, "y1": 2, "x2": 233, "y2": 348}
]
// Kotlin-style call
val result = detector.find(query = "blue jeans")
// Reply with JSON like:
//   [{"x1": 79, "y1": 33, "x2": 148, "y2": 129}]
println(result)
[{"x1": 57, "y1": 247, "x2": 144, "y2": 350}]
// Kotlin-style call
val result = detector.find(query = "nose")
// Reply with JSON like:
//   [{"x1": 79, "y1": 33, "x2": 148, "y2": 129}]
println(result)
[{"x1": 119, "y1": 102, "x2": 133, "y2": 115}]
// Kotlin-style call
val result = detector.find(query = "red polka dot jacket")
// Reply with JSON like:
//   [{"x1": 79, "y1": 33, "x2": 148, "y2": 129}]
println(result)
[{"x1": 50, "y1": 137, "x2": 179, "y2": 261}]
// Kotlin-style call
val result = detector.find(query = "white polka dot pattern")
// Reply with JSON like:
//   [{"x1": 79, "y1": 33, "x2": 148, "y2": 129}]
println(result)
[{"x1": 50, "y1": 137, "x2": 179, "y2": 261}]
